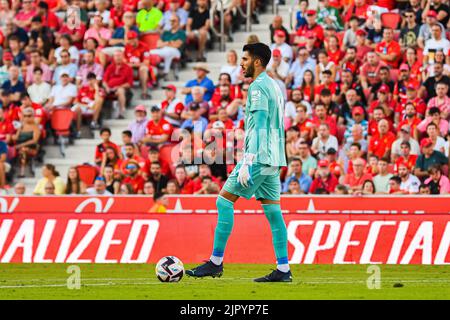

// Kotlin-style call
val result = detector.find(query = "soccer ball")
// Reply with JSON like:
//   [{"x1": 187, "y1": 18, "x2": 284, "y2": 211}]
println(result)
[{"x1": 155, "y1": 256, "x2": 184, "y2": 282}]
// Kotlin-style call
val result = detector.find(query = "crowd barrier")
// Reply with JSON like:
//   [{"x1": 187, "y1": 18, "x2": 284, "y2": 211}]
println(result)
[{"x1": 0, "y1": 196, "x2": 449, "y2": 264}]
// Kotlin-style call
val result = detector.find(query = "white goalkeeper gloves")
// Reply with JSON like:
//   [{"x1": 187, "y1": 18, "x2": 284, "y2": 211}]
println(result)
[{"x1": 237, "y1": 153, "x2": 255, "y2": 188}]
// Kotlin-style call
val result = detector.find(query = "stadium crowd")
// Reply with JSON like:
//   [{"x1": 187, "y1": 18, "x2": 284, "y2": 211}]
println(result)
[{"x1": 0, "y1": 0, "x2": 450, "y2": 200}]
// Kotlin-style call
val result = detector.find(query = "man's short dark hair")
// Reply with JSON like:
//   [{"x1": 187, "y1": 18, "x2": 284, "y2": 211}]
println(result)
[
  {"x1": 243, "y1": 42, "x2": 272, "y2": 67},
  {"x1": 389, "y1": 176, "x2": 402, "y2": 184},
  {"x1": 100, "y1": 127, "x2": 112, "y2": 135},
  {"x1": 122, "y1": 130, "x2": 132, "y2": 138},
  {"x1": 86, "y1": 72, "x2": 97, "y2": 80},
  {"x1": 33, "y1": 66, "x2": 43, "y2": 74},
  {"x1": 320, "y1": 88, "x2": 332, "y2": 97}
]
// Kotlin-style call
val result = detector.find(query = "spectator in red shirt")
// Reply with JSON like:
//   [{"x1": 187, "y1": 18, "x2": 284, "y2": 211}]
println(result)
[
  {"x1": 36, "y1": 1, "x2": 59, "y2": 30},
  {"x1": 160, "y1": 84, "x2": 184, "y2": 127},
  {"x1": 394, "y1": 141, "x2": 419, "y2": 173},
  {"x1": 209, "y1": 85, "x2": 234, "y2": 120},
  {"x1": 396, "y1": 103, "x2": 421, "y2": 140},
  {"x1": 310, "y1": 159, "x2": 339, "y2": 193},
  {"x1": 124, "y1": 30, "x2": 153, "y2": 99},
  {"x1": 344, "y1": 0, "x2": 369, "y2": 25},
  {"x1": 296, "y1": 10, "x2": 324, "y2": 48},
  {"x1": 342, "y1": 157, "x2": 373, "y2": 193},
  {"x1": 95, "y1": 127, "x2": 120, "y2": 166},
  {"x1": 375, "y1": 28, "x2": 402, "y2": 68},
  {"x1": 174, "y1": 164, "x2": 194, "y2": 194},
  {"x1": 0, "y1": 107, "x2": 14, "y2": 144},
  {"x1": 103, "y1": 50, "x2": 133, "y2": 119},
  {"x1": 120, "y1": 142, "x2": 146, "y2": 174},
  {"x1": 368, "y1": 119, "x2": 396, "y2": 159},
  {"x1": 143, "y1": 105, "x2": 174, "y2": 148},
  {"x1": 122, "y1": 159, "x2": 145, "y2": 194},
  {"x1": 360, "y1": 51, "x2": 387, "y2": 90},
  {"x1": 72, "y1": 72, "x2": 104, "y2": 134},
  {"x1": 312, "y1": 103, "x2": 337, "y2": 136}
]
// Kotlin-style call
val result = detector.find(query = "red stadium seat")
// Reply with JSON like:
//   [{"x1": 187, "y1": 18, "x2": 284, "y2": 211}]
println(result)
[
  {"x1": 390, "y1": 69, "x2": 400, "y2": 82},
  {"x1": 51, "y1": 109, "x2": 74, "y2": 157},
  {"x1": 159, "y1": 143, "x2": 180, "y2": 176},
  {"x1": 381, "y1": 12, "x2": 401, "y2": 29},
  {"x1": 76, "y1": 164, "x2": 98, "y2": 187}
]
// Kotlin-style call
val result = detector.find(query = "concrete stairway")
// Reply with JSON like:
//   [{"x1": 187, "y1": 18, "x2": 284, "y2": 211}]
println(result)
[{"x1": 18, "y1": 5, "x2": 293, "y2": 194}]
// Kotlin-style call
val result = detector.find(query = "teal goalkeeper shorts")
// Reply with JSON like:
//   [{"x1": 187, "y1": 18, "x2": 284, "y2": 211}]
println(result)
[{"x1": 223, "y1": 161, "x2": 281, "y2": 201}]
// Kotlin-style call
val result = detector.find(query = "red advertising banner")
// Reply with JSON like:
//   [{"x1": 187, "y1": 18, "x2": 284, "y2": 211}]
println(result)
[
  {"x1": 0, "y1": 213, "x2": 449, "y2": 264},
  {"x1": 0, "y1": 195, "x2": 449, "y2": 214}
]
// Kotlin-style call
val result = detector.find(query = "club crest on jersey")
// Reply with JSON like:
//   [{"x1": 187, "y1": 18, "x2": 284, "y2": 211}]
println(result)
[{"x1": 251, "y1": 89, "x2": 261, "y2": 102}]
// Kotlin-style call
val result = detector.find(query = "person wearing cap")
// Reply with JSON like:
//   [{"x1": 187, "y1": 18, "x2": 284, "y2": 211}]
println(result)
[
  {"x1": 266, "y1": 49, "x2": 289, "y2": 83},
  {"x1": 142, "y1": 105, "x2": 174, "y2": 148},
  {"x1": 52, "y1": 49, "x2": 78, "y2": 85},
  {"x1": 317, "y1": 0, "x2": 343, "y2": 31},
  {"x1": 418, "y1": 10, "x2": 446, "y2": 49},
  {"x1": 160, "y1": 0, "x2": 188, "y2": 31},
  {"x1": 87, "y1": 176, "x2": 113, "y2": 196},
  {"x1": 282, "y1": 158, "x2": 312, "y2": 194},
  {"x1": 344, "y1": 105, "x2": 368, "y2": 139},
  {"x1": 46, "y1": 70, "x2": 78, "y2": 113},
  {"x1": 310, "y1": 158, "x2": 339, "y2": 194},
  {"x1": 122, "y1": 159, "x2": 146, "y2": 194},
  {"x1": 415, "y1": 137, "x2": 448, "y2": 178},
  {"x1": 182, "y1": 62, "x2": 215, "y2": 105},
  {"x1": 180, "y1": 102, "x2": 208, "y2": 134},
  {"x1": 270, "y1": 30, "x2": 293, "y2": 64},
  {"x1": 156, "y1": 84, "x2": 183, "y2": 127},
  {"x1": 368, "y1": 119, "x2": 396, "y2": 160},
  {"x1": 423, "y1": 24, "x2": 450, "y2": 66},
  {"x1": 150, "y1": 14, "x2": 186, "y2": 78},
  {"x1": 1, "y1": 65, "x2": 26, "y2": 102},
  {"x1": 136, "y1": 0, "x2": 163, "y2": 32},
  {"x1": 295, "y1": 9, "x2": 324, "y2": 49},
  {"x1": 392, "y1": 123, "x2": 420, "y2": 159},
  {"x1": 127, "y1": 105, "x2": 148, "y2": 144},
  {"x1": 123, "y1": 29, "x2": 154, "y2": 99},
  {"x1": 84, "y1": 13, "x2": 112, "y2": 47}
]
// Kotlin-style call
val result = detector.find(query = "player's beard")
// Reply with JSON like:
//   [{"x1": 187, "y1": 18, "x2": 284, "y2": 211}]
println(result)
[{"x1": 244, "y1": 62, "x2": 256, "y2": 78}]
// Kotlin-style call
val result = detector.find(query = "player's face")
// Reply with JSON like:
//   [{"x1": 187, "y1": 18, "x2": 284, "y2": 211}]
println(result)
[{"x1": 240, "y1": 51, "x2": 256, "y2": 78}]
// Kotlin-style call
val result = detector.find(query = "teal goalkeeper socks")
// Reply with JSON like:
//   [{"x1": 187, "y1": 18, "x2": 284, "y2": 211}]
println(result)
[
  {"x1": 262, "y1": 203, "x2": 289, "y2": 270},
  {"x1": 211, "y1": 196, "x2": 235, "y2": 261}
]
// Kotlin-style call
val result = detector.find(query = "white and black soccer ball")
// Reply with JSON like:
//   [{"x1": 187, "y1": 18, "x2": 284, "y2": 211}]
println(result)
[{"x1": 155, "y1": 256, "x2": 184, "y2": 282}]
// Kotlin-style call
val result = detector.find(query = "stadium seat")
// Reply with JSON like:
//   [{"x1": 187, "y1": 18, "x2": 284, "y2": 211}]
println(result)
[
  {"x1": 76, "y1": 164, "x2": 98, "y2": 187},
  {"x1": 381, "y1": 13, "x2": 401, "y2": 29},
  {"x1": 51, "y1": 109, "x2": 75, "y2": 157},
  {"x1": 159, "y1": 143, "x2": 180, "y2": 176}
]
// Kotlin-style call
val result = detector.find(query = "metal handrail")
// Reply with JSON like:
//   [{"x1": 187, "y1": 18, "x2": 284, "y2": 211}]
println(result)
[
  {"x1": 236, "y1": 0, "x2": 252, "y2": 32},
  {"x1": 209, "y1": 0, "x2": 226, "y2": 52},
  {"x1": 273, "y1": 0, "x2": 279, "y2": 14}
]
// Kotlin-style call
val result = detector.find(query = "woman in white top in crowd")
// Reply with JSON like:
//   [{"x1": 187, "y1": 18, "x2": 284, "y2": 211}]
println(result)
[{"x1": 220, "y1": 50, "x2": 243, "y2": 85}]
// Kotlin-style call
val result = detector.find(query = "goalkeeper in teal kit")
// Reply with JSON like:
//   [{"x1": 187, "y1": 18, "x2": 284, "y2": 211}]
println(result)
[{"x1": 186, "y1": 43, "x2": 292, "y2": 282}]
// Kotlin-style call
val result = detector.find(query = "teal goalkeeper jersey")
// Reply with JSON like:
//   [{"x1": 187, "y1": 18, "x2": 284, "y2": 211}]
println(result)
[{"x1": 244, "y1": 71, "x2": 287, "y2": 167}]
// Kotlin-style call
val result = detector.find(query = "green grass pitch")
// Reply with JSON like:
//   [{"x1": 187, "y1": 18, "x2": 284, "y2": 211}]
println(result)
[{"x1": 0, "y1": 264, "x2": 449, "y2": 299}]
